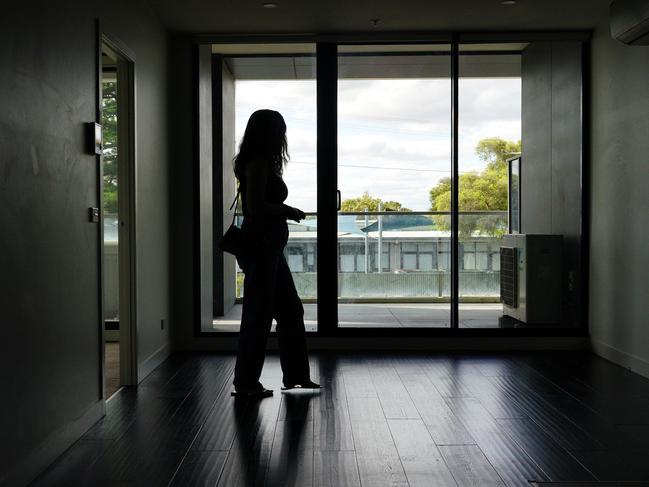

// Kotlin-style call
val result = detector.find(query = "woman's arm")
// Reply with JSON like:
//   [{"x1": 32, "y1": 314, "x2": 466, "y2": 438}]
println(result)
[{"x1": 244, "y1": 159, "x2": 302, "y2": 220}]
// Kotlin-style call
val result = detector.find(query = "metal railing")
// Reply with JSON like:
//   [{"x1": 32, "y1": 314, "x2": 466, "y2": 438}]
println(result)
[
  {"x1": 234, "y1": 210, "x2": 509, "y2": 217},
  {"x1": 233, "y1": 210, "x2": 509, "y2": 301}
]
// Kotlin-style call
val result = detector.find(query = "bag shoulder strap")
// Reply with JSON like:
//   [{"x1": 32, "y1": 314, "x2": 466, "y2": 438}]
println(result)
[
  {"x1": 229, "y1": 189, "x2": 239, "y2": 211},
  {"x1": 229, "y1": 188, "x2": 240, "y2": 226}
]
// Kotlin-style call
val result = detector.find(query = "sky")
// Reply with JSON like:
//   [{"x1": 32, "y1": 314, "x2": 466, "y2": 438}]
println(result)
[{"x1": 234, "y1": 77, "x2": 521, "y2": 213}]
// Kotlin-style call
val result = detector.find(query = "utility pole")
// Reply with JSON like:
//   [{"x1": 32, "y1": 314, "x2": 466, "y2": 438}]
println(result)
[
  {"x1": 364, "y1": 208, "x2": 369, "y2": 274},
  {"x1": 377, "y1": 202, "x2": 383, "y2": 273}
]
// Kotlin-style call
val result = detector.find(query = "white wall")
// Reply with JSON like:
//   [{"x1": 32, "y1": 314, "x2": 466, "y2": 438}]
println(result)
[{"x1": 590, "y1": 23, "x2": 649, "y2": 378}]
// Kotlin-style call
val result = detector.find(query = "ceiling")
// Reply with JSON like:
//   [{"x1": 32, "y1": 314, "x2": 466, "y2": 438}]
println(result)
[
  {"x1": 222, "y1": 53, "x2": 522, "y2": 80},
  {"x1": 149, "y1": 0, "x2": 611, "y2": 35}
]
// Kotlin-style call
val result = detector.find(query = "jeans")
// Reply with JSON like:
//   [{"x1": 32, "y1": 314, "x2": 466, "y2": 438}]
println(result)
[{"x1": 233, "y1": 217, "x2": 310, "y2": 388}]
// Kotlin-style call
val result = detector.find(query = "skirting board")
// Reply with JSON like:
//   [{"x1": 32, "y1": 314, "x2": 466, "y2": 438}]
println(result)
[
  {"x1": 3, "y1": 400, "x2": 105, "y2": 487},
  {"x1": 591, "y1": 338, "x2": 649, "y2": 380},
  {"x1": 137, "y1": 343, "x2": 171, "y2": 383}
]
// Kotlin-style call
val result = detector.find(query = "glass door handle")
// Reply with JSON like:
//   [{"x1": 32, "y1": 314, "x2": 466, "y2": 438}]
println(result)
[{"x1": 336, "y1": 190, "x2": 341, "y2": 211}]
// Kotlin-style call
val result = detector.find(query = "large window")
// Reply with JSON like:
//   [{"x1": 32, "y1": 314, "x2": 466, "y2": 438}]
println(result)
[
  {"x1": 401, "y1": 243, "x2": 436, "y2": 271},
  {"x1": 206, "y1": 37, "x2": 585, "y2": 334}
]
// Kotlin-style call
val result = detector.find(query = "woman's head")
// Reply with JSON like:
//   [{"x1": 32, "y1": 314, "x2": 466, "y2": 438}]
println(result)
[{"x1": 234, "y1": 109, "x2": 288, "y2": 178}]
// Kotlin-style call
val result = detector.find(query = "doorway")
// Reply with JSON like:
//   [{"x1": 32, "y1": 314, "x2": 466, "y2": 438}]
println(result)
[{"x1": 101, "y1": 37, "x2": 136, "y2": 397}]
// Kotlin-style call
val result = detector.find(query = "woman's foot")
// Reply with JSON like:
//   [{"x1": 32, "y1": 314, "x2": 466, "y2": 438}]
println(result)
[
  {"x1": 281, "y1": 379, "x2": 321, "y2": 391},
  {"x1": 231, "y1": 382, "x2": 273, "y2": 398}
]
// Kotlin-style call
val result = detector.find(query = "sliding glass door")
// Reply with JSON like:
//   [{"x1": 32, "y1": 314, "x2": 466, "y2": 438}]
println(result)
[
  {"x1": 335, "y1": 44, "x2": 452, "y2": 328},
  {"x1": 212, "y1": 43, "x2": 318, "y2": 333}
]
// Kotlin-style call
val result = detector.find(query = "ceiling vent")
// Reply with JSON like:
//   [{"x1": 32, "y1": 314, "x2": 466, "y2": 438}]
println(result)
[{"x1": 611, "y1": 0, "x2": 649, "y2": 45}]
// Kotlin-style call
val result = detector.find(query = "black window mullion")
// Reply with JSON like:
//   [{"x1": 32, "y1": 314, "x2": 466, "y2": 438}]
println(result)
[
  {"x1": 316, "y1": 43, "x2": 338, "y2": 335},
  {"x1": 451, "y1": 37, "x2": 460, "y2": 329}
]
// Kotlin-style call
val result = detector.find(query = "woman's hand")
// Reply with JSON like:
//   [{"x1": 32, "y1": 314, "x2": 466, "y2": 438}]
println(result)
[{"x1": 286, "y1": 206, "x2": 306, "y2": 222}]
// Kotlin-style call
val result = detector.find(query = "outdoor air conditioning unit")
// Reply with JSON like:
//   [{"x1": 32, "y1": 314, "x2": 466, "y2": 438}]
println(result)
[
  {"x1": 611, "y1": 0, "x2": 649, "y2": 45},
  {"x1": 500, "y1": 234, "x2": 562, "y2": 325}
]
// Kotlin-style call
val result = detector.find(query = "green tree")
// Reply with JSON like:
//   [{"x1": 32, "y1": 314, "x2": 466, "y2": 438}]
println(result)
[
  {"x1": 341, "y1": 191, "x2": 411, "y2": 212},
  {"x1": 429, "y1": 137, "x2": 521, "y2": 236},
  {"x1": 102, "y1": 81, "x2": 118, "y2": 214}
]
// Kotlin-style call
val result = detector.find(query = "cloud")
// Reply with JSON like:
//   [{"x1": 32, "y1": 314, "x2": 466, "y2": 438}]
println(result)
[
  {"x1": 339, "y1": 79, "x2": 451, "y2": 134},
  {"x1": 234, "y1": 76, "x2": 520, "y2": 211}
]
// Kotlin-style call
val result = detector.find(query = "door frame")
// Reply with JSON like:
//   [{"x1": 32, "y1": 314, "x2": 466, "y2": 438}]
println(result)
[
  {"x1": 200, "y1": 31, "x2": 590, "y2": 338},
  {"x1": 318, "y1": 37, "x2": 460, "y2": 333},
  {"x1": 98, "y1": 26, "x2": 138, "y2": 396}
]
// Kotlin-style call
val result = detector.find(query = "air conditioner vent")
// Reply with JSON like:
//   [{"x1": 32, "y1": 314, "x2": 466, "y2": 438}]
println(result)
[{"x1": 500, "y1": 247, "x2": 518, "y2": 307}]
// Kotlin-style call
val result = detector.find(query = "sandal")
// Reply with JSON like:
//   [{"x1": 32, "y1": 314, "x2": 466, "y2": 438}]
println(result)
[
  {"x1": 231, "y1": 382, "x2": 273, "y2": 398},
  {"x1": 281, "y1": 379, "x2": 321, "y2": 391}
]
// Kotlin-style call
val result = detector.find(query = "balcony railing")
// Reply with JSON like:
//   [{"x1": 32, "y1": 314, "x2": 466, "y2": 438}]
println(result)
[{"x1": 234, "y1": 210, "x2": 508, "y2": 301}]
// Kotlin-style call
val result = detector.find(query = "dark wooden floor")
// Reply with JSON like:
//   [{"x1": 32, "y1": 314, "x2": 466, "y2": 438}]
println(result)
[{"x1": 32, "y1": 352, "x2": 649, "y2": 487}]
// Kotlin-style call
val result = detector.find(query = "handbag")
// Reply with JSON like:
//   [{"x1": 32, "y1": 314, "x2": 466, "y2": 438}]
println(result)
[{"x1": 218, "y1": 189, "x2": 251, "y2": 256}]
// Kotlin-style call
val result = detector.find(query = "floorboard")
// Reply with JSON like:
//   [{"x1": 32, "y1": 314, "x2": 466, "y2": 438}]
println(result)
[
  {"x1": 497, "y1": 418, "x2": 595, "y2": 481},
  {"x1": 313, "y1": 451, "x2": 361, "y2": 487},
  {"x1": 438, "y1": 444, "x2": 505, "y2": 487},
  {"x1": 531, "y1": 482, "x2": 649, "y2": 486},
  {"x1": 445, "y1": 396, "x2": 549, "y2": 486},
  {"x1": 216, "y1": 395, "x2": 282, "y2": 487},
  {"x1": 399, "y1": 372, "x2": 476, "y2": 446},
  {"x1": 368, "y1": 363, "x2": 420, "y2": 419},
  {"x1": 489, "y1": 375, "x2": 604, "y2": 451},
  {"x1": 169, "y1": 450, "x2": 228, "y2": 487},
  {"x1": 32, "y1": 351, "x2": 649, "y2": 487},
  {"x1": 351, "y1": 419, "x2": 409, "y2": 487},
  {"x1": 311, "y1": 367, "x2": 352, "y2": 453},
  {"x1": 267, "y1": 394, "x2": 315, "y2": 487},
  {"x1": 388, "y1": 418, "x2": 458, "y2": 487}
]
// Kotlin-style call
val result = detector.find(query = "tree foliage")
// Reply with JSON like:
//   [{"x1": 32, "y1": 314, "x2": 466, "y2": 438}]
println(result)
[
  {"x1": 339, "y1": 138, "x2": 520, "y2": 236},
  {"x1": 429, "y1": 137, "x2": 521, "y2": 236},
  {"x1": 102, "y1": 81, "x2": 118, "y2": 214},
  {"x1": 341, "y1": 191, "x2": 411, "y2": 212}
]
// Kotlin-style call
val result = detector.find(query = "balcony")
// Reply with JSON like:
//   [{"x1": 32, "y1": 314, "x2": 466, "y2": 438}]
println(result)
[{"x1": 214, "y1": 210, "x2": 507, "y2": 331}]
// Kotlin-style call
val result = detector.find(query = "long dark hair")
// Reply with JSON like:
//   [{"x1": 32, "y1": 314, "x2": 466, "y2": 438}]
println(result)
[{"x1": 233, "y1": 109, "x2": 289, "y2": 179}]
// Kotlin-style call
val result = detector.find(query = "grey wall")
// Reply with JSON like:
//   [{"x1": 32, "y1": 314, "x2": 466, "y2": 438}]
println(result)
[
  {"x1": 196, "y1": 45, "x2": 214, "y2": 333},
  {"x1": 521, "y1": 41, "x2": 584, "y2": 327},
  {"x1": 168, "y1": 39, "x2": 226, "y2": 347},
  {"x1": 169, "y1": 41, "x2": 240, "y2": 346},
  {"x1": 0, "y1": 2, "x2": 170, "y2": 485},
  {"x1": 169, "y1": 36, "x2": 199, "y2": 349},
  {"x1": 590, "y1": 23, "x2": 649, "y2": 378}
]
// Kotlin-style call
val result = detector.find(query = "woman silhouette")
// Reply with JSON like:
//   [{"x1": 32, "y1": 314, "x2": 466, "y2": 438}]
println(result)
[{"x1": 231, "y1": 109, "x2": 320, "y2": 397}]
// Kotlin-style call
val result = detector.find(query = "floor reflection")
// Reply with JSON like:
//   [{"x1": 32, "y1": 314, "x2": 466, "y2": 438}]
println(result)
[{"x1": 266, "y1": 392, "x2": 316, "y2": 486}]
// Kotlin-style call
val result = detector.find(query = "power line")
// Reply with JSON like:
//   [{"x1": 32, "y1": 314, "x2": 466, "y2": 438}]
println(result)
[{"x1": 288, "y1": 160, "x2": 477, "y2": 174}]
